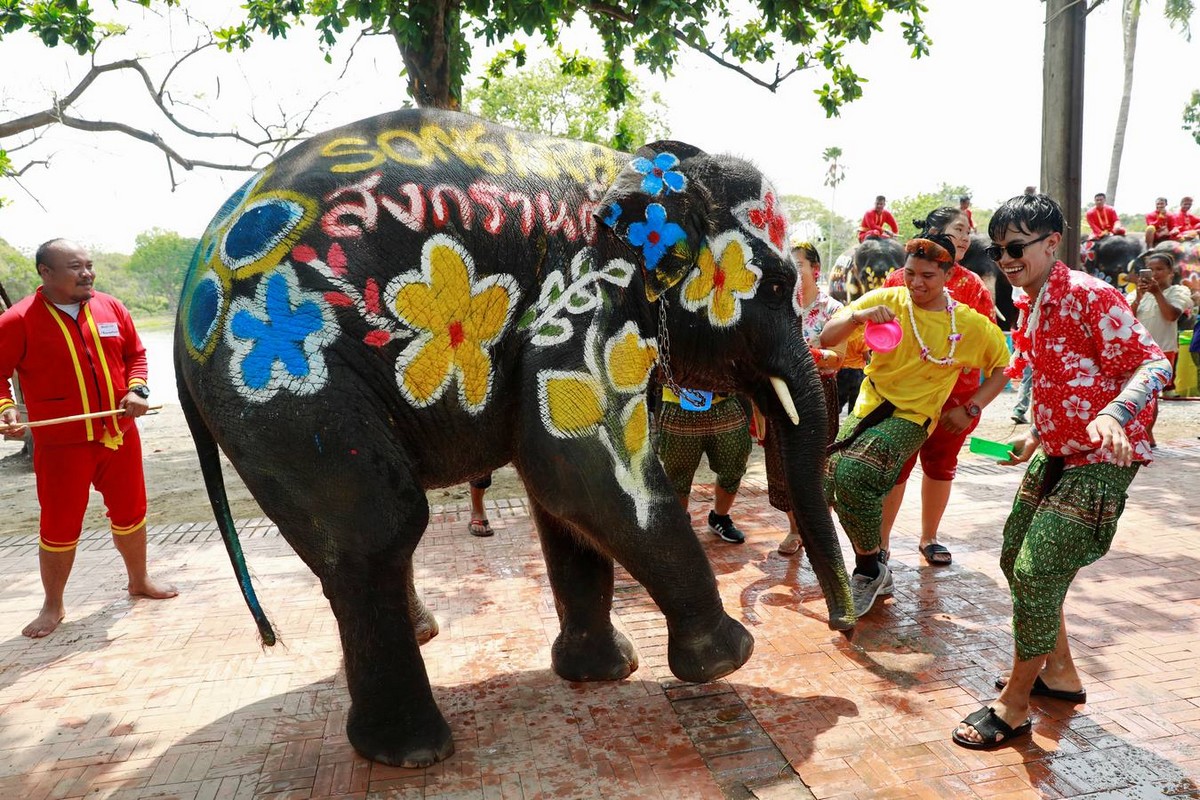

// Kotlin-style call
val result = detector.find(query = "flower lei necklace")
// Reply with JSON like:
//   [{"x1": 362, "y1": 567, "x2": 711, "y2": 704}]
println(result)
[
  {"x1": 1004, "y1": 274, "x2": 1053, "y2": 380},
  {"x1": 906, "y1": 289, "x2": 962, "y2": 366}
]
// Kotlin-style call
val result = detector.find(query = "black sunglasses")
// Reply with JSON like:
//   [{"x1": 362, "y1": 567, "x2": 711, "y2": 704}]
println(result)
[{"x1": 985, "y1": 232, "x2": 1052, "y2": 262}]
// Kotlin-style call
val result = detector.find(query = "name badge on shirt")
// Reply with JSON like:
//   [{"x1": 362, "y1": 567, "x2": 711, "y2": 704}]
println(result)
[{"x1": 98, "y1": 322, "x2": 120, "y2": 338}]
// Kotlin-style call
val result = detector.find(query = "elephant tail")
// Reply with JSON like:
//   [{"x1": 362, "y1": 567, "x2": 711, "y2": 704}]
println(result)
[{"x1": 175, "y1": 355, "x2": 278, "y2": 647}]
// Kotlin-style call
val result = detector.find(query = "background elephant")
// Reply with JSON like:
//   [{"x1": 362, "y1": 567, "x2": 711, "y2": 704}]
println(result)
[
  {"x1": 174, "y1": 109, "x2": 854, "y2": 768},
  {"x1": 850, "y1": 236, "x2": 906, "y2": 300},
  {"x1": 1081, "y1": 233, "x2": 1142, "y2": 287},
  {"x1": 1147, "y1": 239, "x2": 1200, "y2": 277}
]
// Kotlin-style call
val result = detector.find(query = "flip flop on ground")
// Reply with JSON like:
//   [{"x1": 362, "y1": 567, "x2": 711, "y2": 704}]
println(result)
[
  {"x1": 920, "y1": 542, "x2": 952, "y2": 565},
  {"x1": 952, "y1": 706, "x2": 1032, "y2": 750},
  {"x1": 994, "y1": 674, "x2": 1086, "y2": 703},
  {"x1": 469, "y1": 518, "x2": 494, "y2": 537}
]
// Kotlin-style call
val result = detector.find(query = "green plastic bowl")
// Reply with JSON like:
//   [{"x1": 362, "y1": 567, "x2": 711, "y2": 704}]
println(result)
[{"x1": 969, "y1": 437, "x2": 1015, "y2": 460}]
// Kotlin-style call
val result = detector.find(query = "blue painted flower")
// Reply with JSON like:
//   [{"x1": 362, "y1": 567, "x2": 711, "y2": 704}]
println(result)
[
  {"x1": 227, "y1": 270, "x2": 336, "y2": 399},
  {"x1": 627, "y1": 204, "x2": 686, "y2": 271},
  {"x1": 602, "y1": 202, "x2": 622, "y2": 228},
  {"x1": 631, "y1": 152, "x2": 686, "y2": 196}
]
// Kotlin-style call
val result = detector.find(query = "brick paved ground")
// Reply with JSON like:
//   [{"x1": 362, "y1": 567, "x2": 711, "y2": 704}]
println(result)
[{"x1": 1, "y1": 441, "x2": 1198, "y2": 799}]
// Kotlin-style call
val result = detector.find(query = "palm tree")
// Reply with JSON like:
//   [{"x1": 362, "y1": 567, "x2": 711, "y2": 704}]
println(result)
[
  {"x1": 822, "y1": 146, "x2": 846, "y2": 267},
  {"x1": 1105, "y1": 0, "x2": 1194, "y2": 203}
]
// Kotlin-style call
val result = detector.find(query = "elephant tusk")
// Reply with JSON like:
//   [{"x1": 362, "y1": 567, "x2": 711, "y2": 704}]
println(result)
[{"x1": 770, "y1": 376, "x2": 800, "y2": 426}]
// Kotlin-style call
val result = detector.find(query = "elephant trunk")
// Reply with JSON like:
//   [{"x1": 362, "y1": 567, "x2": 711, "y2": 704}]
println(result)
[{"x1": 753, "y1": 347, "x2": 854, "y2": 633}]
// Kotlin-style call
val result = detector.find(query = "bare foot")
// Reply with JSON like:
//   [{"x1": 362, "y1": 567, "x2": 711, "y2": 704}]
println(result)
[
  {"x1": 128, "y1": 578, "x2": 178, "y2": 600},
  {"x1": 22, "y1": 606, "x2": 65, "y2": 638}
]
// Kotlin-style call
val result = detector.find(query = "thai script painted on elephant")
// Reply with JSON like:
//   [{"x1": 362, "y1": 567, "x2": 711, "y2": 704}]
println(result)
[
  {"x1": 680, "y1": 231, "x2": 762, "y2": 328},
  {"x1": 320, "y1": 172, "x2": 603, "y2": 244},
  {"x1": 538, "y1": 320, "x2": 658, "y2": 525},
  {"x1": 320, "y1": 123, "x2": 623, "y2": 185}
]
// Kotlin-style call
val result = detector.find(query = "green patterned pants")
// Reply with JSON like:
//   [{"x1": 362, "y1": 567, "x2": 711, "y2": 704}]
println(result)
[
  {"x1": 1001, "y1": 451, "x2": 1139, "y2": 660},
  {"x1": 824, "y1": 413, "x2": 929, "y2": 553},
  {"x1": 657, "y1": 399, "x2": 751, "y2": 497}
]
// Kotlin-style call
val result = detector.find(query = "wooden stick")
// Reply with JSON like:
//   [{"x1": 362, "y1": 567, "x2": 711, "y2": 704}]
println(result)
[{"x1": 19, "y1": 405, "x2": 164, "y2": 429}]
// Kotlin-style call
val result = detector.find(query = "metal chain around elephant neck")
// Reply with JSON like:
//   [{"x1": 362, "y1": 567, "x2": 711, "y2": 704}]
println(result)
[{"x1": 656, "y1": 297, "x2": 707, "y2": 407}]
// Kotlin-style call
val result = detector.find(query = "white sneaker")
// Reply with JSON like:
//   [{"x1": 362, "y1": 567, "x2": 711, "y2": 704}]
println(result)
[{"x1": 851, "y1": 563, "x2": 892, "y2": 617}]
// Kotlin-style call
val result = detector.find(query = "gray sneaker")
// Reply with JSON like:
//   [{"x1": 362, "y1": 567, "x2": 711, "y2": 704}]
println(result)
[{"x1": 851, "y1": 563, "x2": 892, "y2": 616}]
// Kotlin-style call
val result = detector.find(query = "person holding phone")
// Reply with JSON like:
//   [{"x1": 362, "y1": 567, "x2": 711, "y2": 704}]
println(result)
[{"x1": 1133, "y1": 252, "x2": 1191, "y2": 441}]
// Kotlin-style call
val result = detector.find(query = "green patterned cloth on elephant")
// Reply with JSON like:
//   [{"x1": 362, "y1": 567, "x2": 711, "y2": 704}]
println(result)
[{"x1": 1000, "y1": 451, "x2": 1138, "y2": 661}]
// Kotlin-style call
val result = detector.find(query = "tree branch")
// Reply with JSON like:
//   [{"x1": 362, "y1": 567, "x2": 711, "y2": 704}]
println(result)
[
  {"x1": 56, "y1": 113, "x2": 267, "y2": 172},
  {"x1": 582, "y1": 0, "x2": 804, "y2": 93}
]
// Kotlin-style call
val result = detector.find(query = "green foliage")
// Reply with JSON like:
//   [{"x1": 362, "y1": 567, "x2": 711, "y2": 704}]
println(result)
[
  {"x1": 464, "y1": 55, "x2": 669, "y2": 150},
  {"x1": 0, "y1": 237, "x2": 35, "y2": 304},
  {"x1": 890, "y1": 184, "x2": 974, "y2": 240},
  {"x1": 1185, "y1": 89, "x2": 1200, "y2": 145},
  {"x1": 0, "y1": 0, "x2": 172, "y2": 54},
  {"x1": 126, "y1": 228, "x2": 198, "y2": 312},
  {"x1": 778, "y1": 195, "x2": 855, "y2": 264},
  {"x1": 211, "y1": 1, "x2": 931, "y2": 116},
  {"x1": 0, "y1": 234, "x2": 187, "y2": 315}
]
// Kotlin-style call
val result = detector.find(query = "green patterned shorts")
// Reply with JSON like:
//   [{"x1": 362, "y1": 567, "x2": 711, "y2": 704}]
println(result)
[
  {"x1": 657, "y1": 398, "x2": 751, "y2": 497},
  {"x1": 1001, "y1": 451, "x2": 1139, "y2": 660}
]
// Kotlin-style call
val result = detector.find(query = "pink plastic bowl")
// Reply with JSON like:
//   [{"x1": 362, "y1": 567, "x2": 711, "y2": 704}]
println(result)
[{"x1": 863, "y1": 319, "x2": 903, "y2": 353}]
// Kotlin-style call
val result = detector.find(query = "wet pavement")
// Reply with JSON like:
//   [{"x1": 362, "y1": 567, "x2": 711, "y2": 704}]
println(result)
[{"x1": 1, "y1": 440, "x2": 1198, "y2": 799}]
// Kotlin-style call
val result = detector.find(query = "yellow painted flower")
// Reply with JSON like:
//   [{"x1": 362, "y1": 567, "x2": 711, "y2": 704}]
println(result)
[
  {"x1": 539, "y1": 372, "x2": 606, "y2": 438},
  {"x1": 605, "y1": 323, "x2": 658, "y2": 393},
  {"x1": 389, "y1": 235, "x2": 519, "y2": 412},
  {"x1": 681, "y1": 231, "x2": 761, "y2": 327}
]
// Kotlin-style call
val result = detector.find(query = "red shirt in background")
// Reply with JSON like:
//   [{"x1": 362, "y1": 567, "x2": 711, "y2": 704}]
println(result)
[
  {"x1": 858, "y1": 209, "x2": 898, "y2": 242},
  {"x1": 1085, "y1": 204, "x2": 1124, "y2": 237}
]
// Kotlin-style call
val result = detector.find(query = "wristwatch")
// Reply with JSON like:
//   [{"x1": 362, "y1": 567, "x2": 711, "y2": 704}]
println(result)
[
  {"x1": 964, "y1": 400, "x2": 982, "y2": 419},
  {"x1": 130, "y1": 384, "x2": 151, "y2": 400}
]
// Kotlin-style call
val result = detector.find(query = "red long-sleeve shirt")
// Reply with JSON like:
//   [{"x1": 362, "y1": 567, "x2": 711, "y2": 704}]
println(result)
[
  {"x1": 1086, "y1": 205, "x2": 1121, "y2": 237},
  {"x1": 858, "y1": 209, "x2": 898, "y2": 242},
  {"x1": 1171, "y1": 210, "x2": 1200, "y2": 234},
  {"x1": 0, "y1": 288, "x2": 147, "y2": 446},
  {"x1": 1145, "y1": 209, "x2": 1172, "y2": 235}
]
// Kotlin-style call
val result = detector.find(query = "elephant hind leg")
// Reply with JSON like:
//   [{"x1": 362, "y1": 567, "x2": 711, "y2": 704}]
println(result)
[
  {"x1": 325, "y1": 547, "x2": 453, "y2": 767},
  {"x1": 528, "y1": 497, "x2": 638, "y2": 682}
]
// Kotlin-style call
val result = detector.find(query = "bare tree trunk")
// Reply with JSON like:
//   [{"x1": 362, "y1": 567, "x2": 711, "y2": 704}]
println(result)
[
  {"x1": 1041, "y1": 0, "x2": 1086, "y2": 269},
  {"x1": 1106, "y1": 0, "x2": 1141, "y2": 203}
]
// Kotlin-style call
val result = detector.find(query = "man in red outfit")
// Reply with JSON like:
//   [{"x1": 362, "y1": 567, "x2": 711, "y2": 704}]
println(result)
[
  {"x1": 857, "y1": 195, "x2": 898, "y2": 242},
  {"x1": 1171, "y1": 196, "x2": 1199, "y2": 241},
  {"x1": 959, "y1": 196, "x2": 976, "y2": 233},
  {"x1": 1145, "y1": 197, "x2": 1176, "y2": 247},
  {"x1": 0, "y1": 239, "x2": 177, "y2": 639},
  {"x1": 1085, "y1": 192, "x2": 1125, "y2": 239}
]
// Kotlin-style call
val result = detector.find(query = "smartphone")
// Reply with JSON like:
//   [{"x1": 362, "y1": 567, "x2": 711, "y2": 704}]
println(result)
[{"x1": 1138, "y1": 268, "x2": 1153, "y2": 280}]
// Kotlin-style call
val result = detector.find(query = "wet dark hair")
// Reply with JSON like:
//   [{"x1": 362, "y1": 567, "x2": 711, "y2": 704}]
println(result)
[
  {"x1": 913, "y1": 206, "x2": 967, "y2": 236},
  {"x1": 905, "y1": 233, "x2": 957, "y2": 272},
  {"x1": 988, "y1": 193, "x2": 1065, "y2": 240}
]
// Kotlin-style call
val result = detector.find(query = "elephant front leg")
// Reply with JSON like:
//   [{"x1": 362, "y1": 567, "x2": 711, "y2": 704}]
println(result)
[
  {"x1": 529, "y1": 498, "x2": 638, "y2": 681},
  {"x1": 324, "y1": 554, "x2": 453, "y2": 768}
]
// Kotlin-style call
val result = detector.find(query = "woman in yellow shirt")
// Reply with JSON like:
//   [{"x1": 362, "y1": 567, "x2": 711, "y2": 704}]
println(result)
[{"x1": 819, "y1": 234, "x2": 1011, "y2": 618}]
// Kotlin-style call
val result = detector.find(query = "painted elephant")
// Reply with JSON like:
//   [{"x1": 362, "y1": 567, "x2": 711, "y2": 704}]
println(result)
[
  {"x1": 1081, "y1": 233, "x2": 1142, "y2": 286},
  {"x1": 1147, "y1": 239, "x2": 1200, "y2": 277},
  {"x1": 828, "y1": 236, "x2": 905, "y2": 302},
  {"x1": 174, "y1": 109, "x2": 855, "y2": 768}
]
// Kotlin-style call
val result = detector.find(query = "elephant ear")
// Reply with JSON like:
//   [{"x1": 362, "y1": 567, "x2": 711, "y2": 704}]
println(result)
[{"x1": 595, "y1": 142, "x2": 713, "y2": 302}]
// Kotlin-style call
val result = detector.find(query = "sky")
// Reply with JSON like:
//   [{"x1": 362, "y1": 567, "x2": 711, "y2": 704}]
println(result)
[{"x1": 0, "y1": 0, "x2": 1198, "y2": 255}]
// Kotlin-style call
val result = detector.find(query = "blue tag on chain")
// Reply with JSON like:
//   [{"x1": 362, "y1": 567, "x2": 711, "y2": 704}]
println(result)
[{"x1": 678, "y1": 388, "x2": 713, "y2": 411}]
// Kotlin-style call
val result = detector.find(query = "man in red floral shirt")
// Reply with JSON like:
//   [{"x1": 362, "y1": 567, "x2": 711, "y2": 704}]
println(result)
[{"x1": 952, "y1": 195, "x2": 1170, "y2": 750}]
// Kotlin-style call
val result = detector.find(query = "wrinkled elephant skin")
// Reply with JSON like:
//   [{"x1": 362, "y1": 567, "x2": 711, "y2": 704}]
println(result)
[{"x1": 175, "y1": 109, "x2": 852, "y2": 766}]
